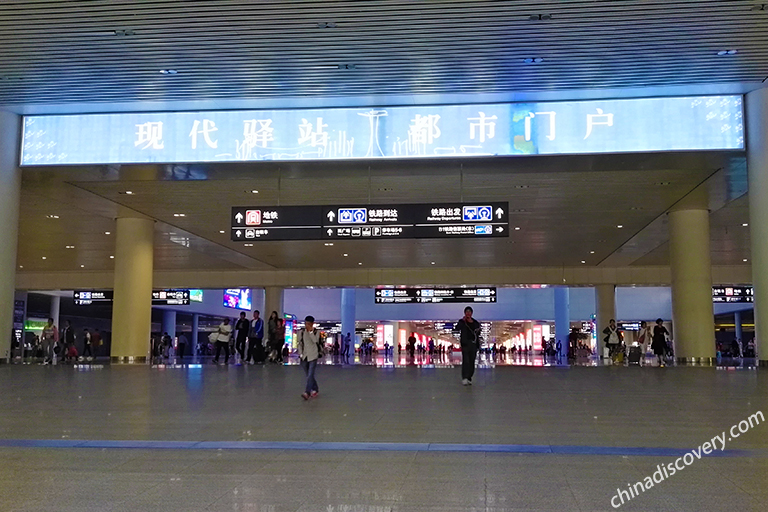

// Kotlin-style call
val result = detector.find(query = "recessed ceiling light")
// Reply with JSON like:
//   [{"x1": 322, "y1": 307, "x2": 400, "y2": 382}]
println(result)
[
  {"x1": 717, "y1": 50, "x2": 738, "y2": 56},
  {"x1": 219, "y1": 230, "x2": 225, "y2": 234},
  {"x1": 105, "y1": 231, "x2": 111, "y2": 235},
  {"x1": 431, "y1": 262, "x2": 435, "y2": 265},
  {"x1": 617, "y1": 225, "x2": 624, "y2": 228},
  {"x1": 173, "y1": 213, "x2": 186, "y2": 217},
  {"x1": 65, "y1": 245, "x2": 75, "y2": 249},
  {"x1": 743, "y1": 223, "x2": 749, "y2": 227},
  {"x1": 581, "y1": 260, "x2": 586, "y2": 264},
  {"x1": 251, "y1": 190, "x2": 259, "y2": 194},
  {"x1": 743, "y1": 258, "x2": 748, "y2": 262},
  {"x1": 109, "y1": 255, "x2": 114, "y2": 259},
  {"x1": 124, "y1": 191, "x2": 133, "y2": 195},
  {"x1": 343, "y1": 253, "x2": 348, "y2": 257},
  {"x1": 41, "y1": 256, "x2": 47, "y2": 260},
  {"x1": 18, "y1": 265, "x2": 23, "y2": 269},
  {"x1": 324, "y1": 243, "x2": 334, "y2": 246},
  {"x1": 358, "y1": 262, "x2": 362, "y2": 265},
  {"x1": 514, "y1": 227, "x2": 521, "y2": 230},
  {"x1": 244, "y1": 243, "x2": 253, "y2": 247},
  {"x1": 80, "y1": 264, "x2": 85, "y2": 268},
  {"x1": 159, "y1": 69, "x2": 178, "y2": 74},
  {"x1": 590, "y1": 251, "x2": 595, "y2": 254},
  {"x1": 46, "y1": 214, "x2": 59, "y2": 219}
]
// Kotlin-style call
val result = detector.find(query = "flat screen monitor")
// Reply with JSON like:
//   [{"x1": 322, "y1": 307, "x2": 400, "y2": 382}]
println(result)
[{"x1": 223, "y1": 289, "x2": 251, "y2": 310}]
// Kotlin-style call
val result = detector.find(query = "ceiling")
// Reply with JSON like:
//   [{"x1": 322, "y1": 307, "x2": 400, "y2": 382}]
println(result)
[
  {"x1": 0, "y1": 0, "x2": 767, "y2": 111},
  {"x1": 6, "y1": 1, "x2": 762, "y2": 279},
  {"x1": 15, "y1": 152, "x2": 752, "y2": 273}
]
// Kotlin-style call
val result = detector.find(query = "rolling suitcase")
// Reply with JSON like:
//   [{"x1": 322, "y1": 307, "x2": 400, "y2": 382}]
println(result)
[{"x1": 628, "y1": 345, "x2": 642, "y2": 365}]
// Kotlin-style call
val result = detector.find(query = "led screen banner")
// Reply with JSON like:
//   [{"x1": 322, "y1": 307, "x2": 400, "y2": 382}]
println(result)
[{"x1": 21, "y1": 96, "x2": 743, "y2": 166}]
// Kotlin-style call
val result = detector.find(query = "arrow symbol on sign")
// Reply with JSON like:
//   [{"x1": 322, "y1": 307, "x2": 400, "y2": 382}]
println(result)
[
  {"x1": 327, "y1": 211, "x2": 336, "y2": 222},
  {"x1": 496, "y1": 226, "x2": 504, "y2": 233},
  {"x1": 235, "y1": 212, "x2": 244, "y2": 223},
  {"x1": 327, "y1": 228, "x2": 333, "y2": 236},
  {"x1": 496, "y1": 208, "x2": 504, "y2": 219},
  {"x1": 236, "y1": 230, "x2": 242, "y2": 238}
]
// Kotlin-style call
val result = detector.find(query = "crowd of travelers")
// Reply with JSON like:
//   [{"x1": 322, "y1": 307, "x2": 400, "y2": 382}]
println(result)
[{"x1": 24, "y1": 318, "x2": 103, "y2": 364}]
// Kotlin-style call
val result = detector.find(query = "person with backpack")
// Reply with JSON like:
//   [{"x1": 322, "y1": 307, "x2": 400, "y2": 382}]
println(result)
[
  {"x1": 603, "y1": 319, "x2": 623, "y2": 360},
  {"x1": 297, "y1": 315, "x2": 322, "y2": 400},
  {"x1": 454, "y1": 307, "x2": 482, "y2": 386},
  {"x1": 247, "y1": 310, "x2": 264, "y2": 364}
]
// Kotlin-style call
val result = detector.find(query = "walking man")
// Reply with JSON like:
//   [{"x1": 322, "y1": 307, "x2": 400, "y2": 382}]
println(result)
[
  {"x1": 298, "y1": 315, "x2": 321, "y2": 400},
  {"x1": 248, "y1": 310, "x2": 264, "y2": 364},
  {"x1": 235, "y1": 311, "x2": 249, "y2": 362},
  {"x1": 455, "y1": 307, "x2": 482, "y2": 386}
]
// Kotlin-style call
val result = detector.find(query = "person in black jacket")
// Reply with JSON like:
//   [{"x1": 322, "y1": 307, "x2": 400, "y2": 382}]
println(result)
[
  {"x1": 235, "y1": 312, "x2": 249, "y2": 362},
  {"x1": 454, "y1": 307, "x2": 482, "y2": 386}
]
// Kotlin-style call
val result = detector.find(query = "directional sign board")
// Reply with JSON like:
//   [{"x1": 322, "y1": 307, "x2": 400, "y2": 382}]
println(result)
[
  {"x1": 712, "y1": 286, "x2": 753, "y2": 303},
  {"x1": 231, "y1": 206, "x2": 323, "y2": 241},
  {"x1": 232, "y1": 203, "x2": 509, "y2": 241},
  {"x1": 74, "y1": 289, "x2": 189, "y2": 306},
  {"x1": 375, "y1": 287, "x2": 497, "y2": 304},
  {"x1": 74, "y1": 290, "x2": 113, "y2": 305},
  {"x1": 152, "y1": 289, "x2": 190, "y2": 306}
]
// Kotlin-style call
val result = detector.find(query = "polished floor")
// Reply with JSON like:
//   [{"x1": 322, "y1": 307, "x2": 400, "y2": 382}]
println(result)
[{"x1": 0, "y1": 363, "x2": 766, "y2": 511}]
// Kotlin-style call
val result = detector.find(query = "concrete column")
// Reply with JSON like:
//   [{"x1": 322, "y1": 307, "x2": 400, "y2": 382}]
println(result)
[
  {"x1": 669, "y1": 202, "x2": 715, "y2": 363},
  {"x1": 341, "y1": 288, "x2": 356, "y2": 356},
  {"x1": 111, "y1": 213, "x2": 154, "y2": 363},
  {"x1": 191, "y1": 313, "x2": 199, "y2": 356},
  {"x1": 747, "y1": 87, "x2": 768, "y2": 362},
  {"x1": 0, "y1": 111, "x2": 21, "y2": 363},
  {"x1": 595, "y1": 284, "x2": 616, "y2": 359},
  {"x1": 264, "y1": 287, "x2": 284, "y2": 318},
  {"x1": 161, "y1": 310, "x2": 176, "y2": 339},
  {"x1": 554, "y1": 287, "x2": 570, "y2": 358},
  {"x1": 734, "y1": 311, "x2": 743, "y2": 346},
  {"x1": 50, "y1": 295, "x2": 61, "y2": 328}
]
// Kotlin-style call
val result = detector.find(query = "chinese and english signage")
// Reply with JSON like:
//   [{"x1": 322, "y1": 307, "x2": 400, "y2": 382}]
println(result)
[
  {"x1": 74, "y1": 289, "x2": 190, "y2": 306},
  {"x1": 375, "y1": 287, "x2": 497, "y2": 304},
  {"x1": 712, "y1": 286, "x2": 753, "y2": 303},
  {"x1": 21, "y1": 96, "x2": 743, "y2": 166},
  {"x1": 231, "y1": 203, "x2": 509, "y2": 241}
]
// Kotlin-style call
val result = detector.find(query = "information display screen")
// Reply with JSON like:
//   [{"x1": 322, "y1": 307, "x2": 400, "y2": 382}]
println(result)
[
  {"x1": 712, "y1": 286, "x2": 753, "y2": 303},
  {"x1": 375, "y1": 287, "x2": 497, "y2": 304},
  {"x1": 231, "y1": 202, "x2": 508, "y2": 241},
  {"x1": 22, "y1": 96, "x2": 743, "y2": 166},
  {"x1": 223, "y1": 288, "x2": 252, "y2": 310}
]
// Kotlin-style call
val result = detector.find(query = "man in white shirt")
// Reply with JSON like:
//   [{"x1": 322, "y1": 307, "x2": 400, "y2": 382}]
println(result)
[{"x1": 214, "y1": 318, "x2": 232, "y2": 364}]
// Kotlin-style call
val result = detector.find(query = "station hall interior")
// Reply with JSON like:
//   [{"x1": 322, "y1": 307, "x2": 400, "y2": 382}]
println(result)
[{"x1": 2, "y1": 1, "x2": 768, "y2": 511}]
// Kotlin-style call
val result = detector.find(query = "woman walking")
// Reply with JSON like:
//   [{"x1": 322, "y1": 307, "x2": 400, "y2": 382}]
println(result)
[{"x1": 651, "y1": 318, "x2": 669, "y2": 367}]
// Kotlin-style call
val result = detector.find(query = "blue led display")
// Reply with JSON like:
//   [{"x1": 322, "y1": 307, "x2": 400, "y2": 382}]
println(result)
[{"x1": 20, "y1": 96, "x2": 743, "y2": 166}]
